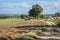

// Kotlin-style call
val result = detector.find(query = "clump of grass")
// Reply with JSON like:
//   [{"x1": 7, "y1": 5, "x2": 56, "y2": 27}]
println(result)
[
  {"x1": 15, "y1": 36, "x2": 35, "y2": 40},
  {"x1": 32, "y1": 30, "x2": 42, "y2": 36},
  {"x1": 35, "y1": 31, "x2": 41, "y2": 36},
  {"x1": 41, "y1": 27, "x2": 47, "y2": 32},
  {"x1": 43, "y1": 25, "x2": 48, "y2": 27},
  {"x1": 15, "y1": 32, "x2": 38, "y2": 40}
]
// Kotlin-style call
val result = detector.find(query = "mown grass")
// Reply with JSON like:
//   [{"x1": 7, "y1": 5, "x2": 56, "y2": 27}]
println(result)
[{"x1": 0, "y1": 19, "x2": 25, "y2": 24}]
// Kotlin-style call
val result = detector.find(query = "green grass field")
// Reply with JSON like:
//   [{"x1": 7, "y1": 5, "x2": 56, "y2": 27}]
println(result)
[{"x1": 0, "y1": 19, "x2": 25, "y2": 24}]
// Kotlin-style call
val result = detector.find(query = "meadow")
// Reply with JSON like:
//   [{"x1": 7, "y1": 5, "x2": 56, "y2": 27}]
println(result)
[{"x1": 0, "y1": 19, "x2": 24, "y2": 24}]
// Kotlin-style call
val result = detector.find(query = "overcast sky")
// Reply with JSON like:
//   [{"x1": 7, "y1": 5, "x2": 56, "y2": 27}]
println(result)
[{"x1": 0, "y1": 0, "x2": 60, "y2": 14}]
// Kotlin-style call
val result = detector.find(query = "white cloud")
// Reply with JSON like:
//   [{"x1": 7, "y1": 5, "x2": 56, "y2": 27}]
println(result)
[
  {"x1": 53, "y1": 3, "x2": 60, "y2": 8},
  {"x1": 21, "y1": 3, "x2": 30, "y2": 8},
  {"x1": 0, "y1": 1, "x2": 60, "y2": 14}
]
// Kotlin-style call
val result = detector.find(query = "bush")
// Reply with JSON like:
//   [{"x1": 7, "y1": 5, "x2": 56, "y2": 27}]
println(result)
[
  {"x1": 57, "y1": 22, "x2": 60, "y2": 27},
  {"x1": 43, "y1": 25, "x2": 48, "y2": 28},
  {"x1": 39, "y1": 14, "x2": 45, "y2": 19},
  {"x1": 35, "y1": 30, "x2": 41, "y2": 36},
  {"x1": 20, "y1": 14, "x2": 29, "y2": 19},
  {"x1": 41, "y1": 27, "x2": 47, "y2": 32}
]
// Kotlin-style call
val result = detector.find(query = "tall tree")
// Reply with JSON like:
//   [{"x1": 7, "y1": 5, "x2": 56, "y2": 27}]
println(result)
[{"x1": 29, "y1": 4, "x2": 43, "y2": 18}]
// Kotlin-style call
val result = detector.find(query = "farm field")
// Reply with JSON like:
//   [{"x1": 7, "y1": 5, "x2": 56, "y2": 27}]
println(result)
[
  {"x1": 0, "y1": 19, "x2": 60, "y2": 40},
  {"x1": 0, "y1": 19, "x2": 25, "y2": 24},
  {"x1": 0, "y1": 0, "x2": 60, "y2": 40}
]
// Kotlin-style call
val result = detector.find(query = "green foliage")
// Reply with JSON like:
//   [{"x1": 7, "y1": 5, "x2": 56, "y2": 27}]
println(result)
[
  {"x1": 39, "y1": 14, "x2": 45, "y2": 18},
  {"x1": 35, "y1": 30, "x2": 41, "y2": 36},
  {"x1": 0, "y1": 14, "x2": 8, "y2": 19},
  {"x1": 57, "y1": 22, "x2": 60, "y2": 27},
  {"x1": 15, "y1": 37, "x2": 35, "y2": 40},
  {"x1": 20, "y1": 14, "x2": 29, "y2": 19},
  {"x1": 41, "y1": 27, "x2": 47, "y2": 32},
  {"x1": 43, "y1": 25, "x2": 48, "y2": 27},
  {"x1": 15, "y1": 32, "x2": 38, "y2": 40},
  {"x1": 55, "y1": 12, "x2": 60, "y2": 17},
  {"x1": 0, "y1": 14, "x2": 29, "y2": 19},
  {"x1": 0, "y1": 19, "x2": 24, "y2": 24},
  {"x1": 0, "y1": 14, "x2": 21, "y2": 19},
  {"x1": 29, "y1": 4, "x2": 43, "y2": 18}
]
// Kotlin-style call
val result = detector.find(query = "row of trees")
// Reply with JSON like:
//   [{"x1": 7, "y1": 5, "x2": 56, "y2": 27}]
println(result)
[
  {"x1": 0, "y1": 13, "x2": 59, "y2": 19},
  {"x1": 0, "y1": 14, "x2": 21, "y2": 19},
  {"x1": 0, "y1": 4, "x2": 60, "y2": 19},
  {"x1": 0, "y1": 4, "x2": 44, "y2": 19},
  {"x1": 54, "y1": 12, "x2": 60, "y2": 17}
]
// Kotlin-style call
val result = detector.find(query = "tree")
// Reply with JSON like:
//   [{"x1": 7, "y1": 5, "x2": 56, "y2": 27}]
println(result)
[
  {"x1": 55, "y1": 12, "x2": 60, "y2": 17},
  {"x1": 29, "y1": 4, "x2": 43, "y2": 18}
]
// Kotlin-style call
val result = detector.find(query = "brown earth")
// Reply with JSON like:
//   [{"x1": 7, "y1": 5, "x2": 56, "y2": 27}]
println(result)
[
  {"x1": 0, "y1": 20, "x2": 60, "y2": 40},
  {"x1": 0, "y1": 20, "x2": 45, "y2": 40}
]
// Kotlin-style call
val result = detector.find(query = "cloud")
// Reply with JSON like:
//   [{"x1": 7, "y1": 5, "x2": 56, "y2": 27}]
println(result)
[
  {"x1": 37, "y1": 2, "x2": 60, "y2": 14},
  {"x1": 21, "y1": 3, "x2": 29, "y2": 8},
  {"x1": 0, "y1": 0, "x2": 60, "y2": 14},
  {"x1": 0, "y1": 2, "x2": 31, "y2": 14}
]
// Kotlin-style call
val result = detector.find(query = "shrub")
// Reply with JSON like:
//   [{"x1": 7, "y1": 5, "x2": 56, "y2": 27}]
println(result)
[
  {"x1": 35, "y1": 30, "x2": 41, "y2": 36},
  {"x1": 43, "y1": 25, "x2": 48, "y2": 28},
  {"x1": 20, "y1": 14, "x2": 29, "y2": 19},
  {"x1": 57, "y1": 22, "x2": 60, "y2": 27},
  {"x1": 39, "y1": 14, "x2": 45, "y2": 19},
  {"x1": 41, "y1": 27, "x2": 47, "y2": 32}
]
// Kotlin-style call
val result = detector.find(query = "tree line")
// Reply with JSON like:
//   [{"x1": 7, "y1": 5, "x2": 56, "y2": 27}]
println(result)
[{"x1": 0, "y1": 4, "x2": 60, "y2": 19}]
